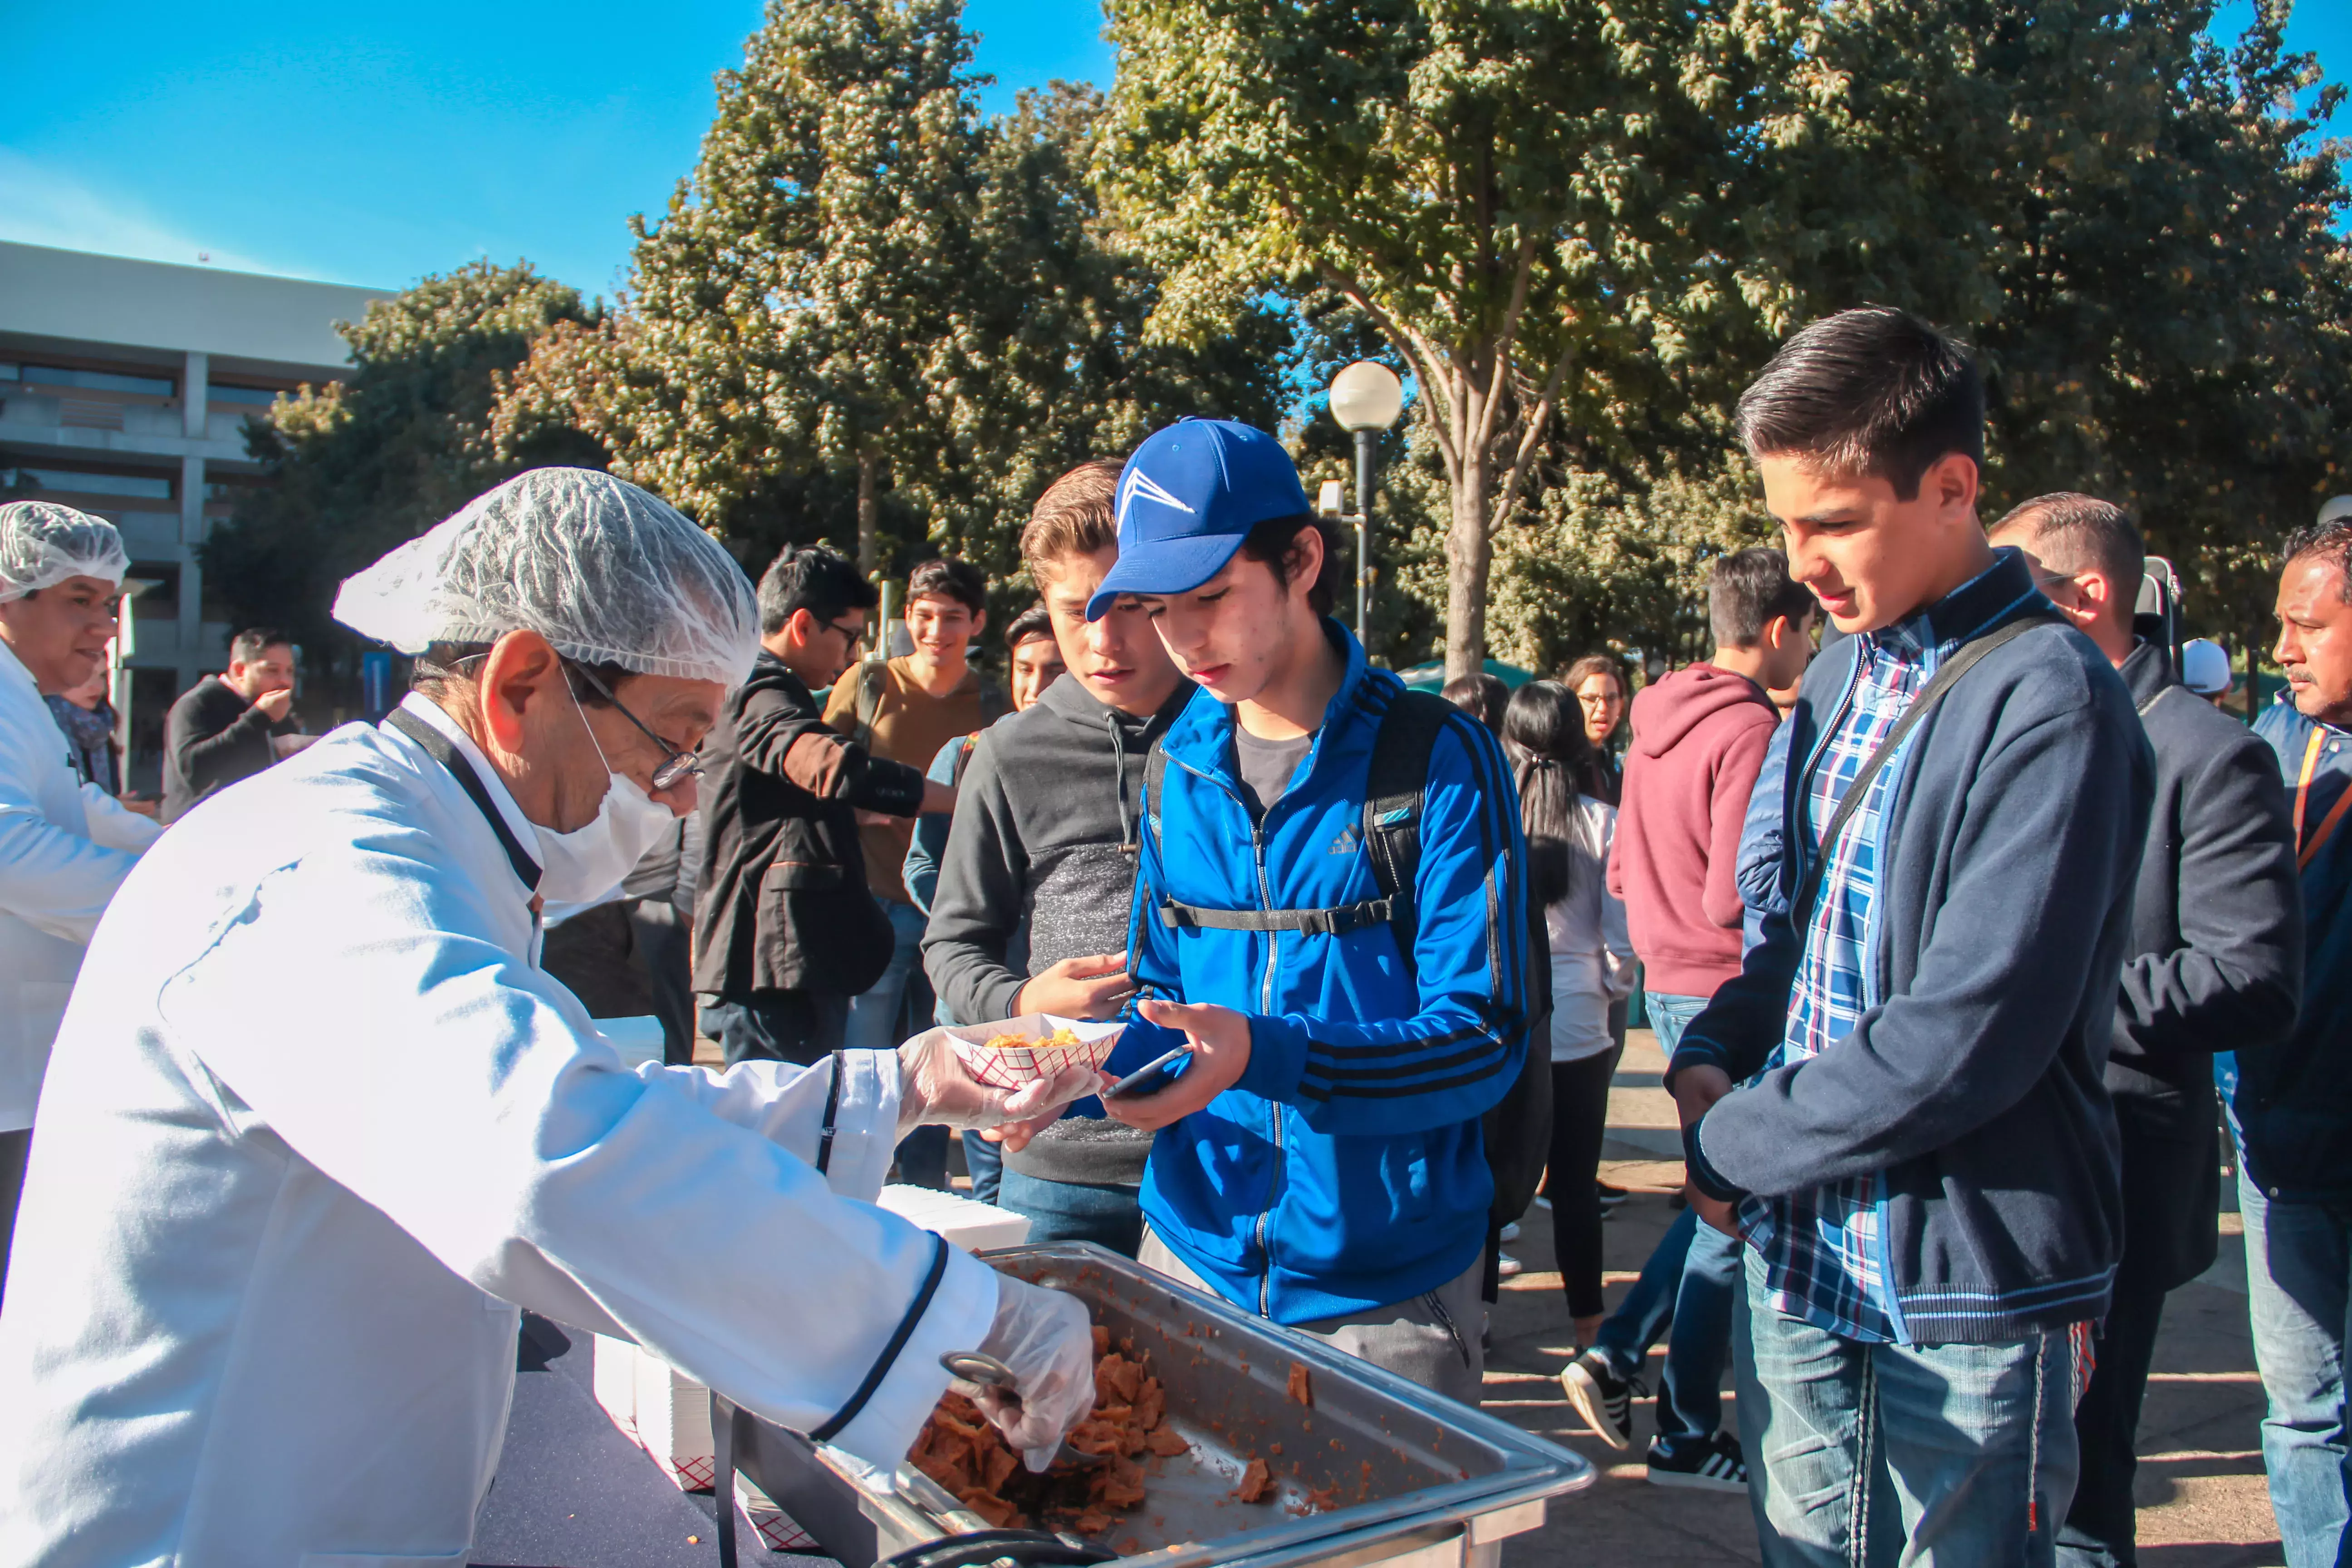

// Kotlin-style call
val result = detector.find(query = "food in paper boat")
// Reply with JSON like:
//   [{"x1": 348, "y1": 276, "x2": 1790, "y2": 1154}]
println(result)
[{"x1": 947, "y1": 1015, "x2": 1121, "y2": 1088}]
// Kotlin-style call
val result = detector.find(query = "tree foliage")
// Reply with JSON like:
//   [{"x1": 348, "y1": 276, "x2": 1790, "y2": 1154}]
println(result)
[
  {"x1": 1107, "y1": 0, "x2": 2350, "y2": 678},
  {"x1": 495, "y1": 0, "x2": 1289, "y2": 584},
  {"x1": 202, "y1": 260, "x2": 601, "y2": 668}
]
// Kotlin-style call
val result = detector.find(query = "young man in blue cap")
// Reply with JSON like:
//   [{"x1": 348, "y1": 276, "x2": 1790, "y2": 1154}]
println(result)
[{"x1": 1096, "y1": 418, "x2": 1532, "y2": 1402}]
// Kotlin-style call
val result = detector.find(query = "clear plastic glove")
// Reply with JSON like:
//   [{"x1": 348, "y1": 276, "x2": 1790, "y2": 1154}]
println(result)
[
  {"x1": 896, "y1": 1027, "x2": 1103, "y2": 1137},
  {"x1": 972, "y1": 1273, "x2": 1097, "y2": 1472}
]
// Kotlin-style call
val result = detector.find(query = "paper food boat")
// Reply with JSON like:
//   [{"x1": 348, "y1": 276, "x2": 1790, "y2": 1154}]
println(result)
[{"x1": 936, "y1": 1012, "x2": 1125, "y2": 1089}]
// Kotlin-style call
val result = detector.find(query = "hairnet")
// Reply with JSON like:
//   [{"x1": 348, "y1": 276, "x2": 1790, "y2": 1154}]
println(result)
[
  {"x1": 0, "y1": 502, "x2": 130, "y2": 604},
  {"x1": 332, "y1": 468, "x2": 760, "y2": 687}
]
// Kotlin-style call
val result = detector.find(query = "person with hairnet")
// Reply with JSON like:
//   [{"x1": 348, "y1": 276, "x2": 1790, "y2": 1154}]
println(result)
[
  {"x1": 0, "y1": 469, "x2": 1101, "y2": 1568},
  {"x1": 0, "y1": 501, "x2": 159, "y2": 1308}
]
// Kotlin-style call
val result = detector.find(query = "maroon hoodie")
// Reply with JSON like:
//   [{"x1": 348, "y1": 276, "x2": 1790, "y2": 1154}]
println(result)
[{"x1": 1605, "y1": 664, "x2": 1779, "y2": 997}]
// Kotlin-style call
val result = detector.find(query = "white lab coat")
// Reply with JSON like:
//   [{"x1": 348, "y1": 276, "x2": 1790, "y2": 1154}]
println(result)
[
  {"x1": 0, "y1": 696, "x2": 997, "y2": 1568},
  {"x1": 0, "y1": 637, "x2": 159, "y2": 1130}
]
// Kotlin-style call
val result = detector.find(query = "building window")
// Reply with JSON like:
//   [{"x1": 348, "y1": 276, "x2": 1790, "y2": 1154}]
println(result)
[
  {"x1": 206, "y1": 383, "x2": 288, "y2": 408},
  {"x1": 0, "y1": 466, "x2": 176, "y2": 501},
  {"x1": 15, "y1": 364, "x2": 176, "y2": 400}
]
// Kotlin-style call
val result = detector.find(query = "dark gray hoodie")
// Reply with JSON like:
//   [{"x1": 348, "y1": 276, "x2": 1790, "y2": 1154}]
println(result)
[{"x1": 921, "y1": 673, "x2": 1194, "y2": 1186}]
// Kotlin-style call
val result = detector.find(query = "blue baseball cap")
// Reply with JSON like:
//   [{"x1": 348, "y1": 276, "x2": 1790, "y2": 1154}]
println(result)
[{"x1": 1084, "y1": 419, "x2": 1312, "y2": 620}]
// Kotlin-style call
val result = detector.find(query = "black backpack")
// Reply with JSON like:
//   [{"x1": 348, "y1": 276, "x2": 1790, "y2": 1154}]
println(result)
[{"x1": 1144, "y1": 689, "x2": 1553, "y2": 1228}]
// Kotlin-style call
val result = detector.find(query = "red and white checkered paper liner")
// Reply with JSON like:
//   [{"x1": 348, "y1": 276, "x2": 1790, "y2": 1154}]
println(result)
[{"x1": 942, "y1": 1014, "x2": 1124, "y2": 1089}]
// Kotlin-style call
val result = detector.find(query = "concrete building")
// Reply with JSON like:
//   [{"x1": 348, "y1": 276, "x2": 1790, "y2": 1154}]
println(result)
[{"x1": 0, "y1": 240, "x2": 390, "y2": 780}]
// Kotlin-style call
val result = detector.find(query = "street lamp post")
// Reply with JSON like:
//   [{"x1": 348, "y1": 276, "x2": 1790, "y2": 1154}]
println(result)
[{"x1": 1328, "y1": 361, "x2": 1404, "y2": 642}]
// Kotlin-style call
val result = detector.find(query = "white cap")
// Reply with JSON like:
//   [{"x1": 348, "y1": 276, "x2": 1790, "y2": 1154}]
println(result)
[
  {"x1": 0, "y1": 501, "x2": 130, "y2": 605},
  {"x1": 2319, "y1": 496, "x2": 2352, "y2": 528},
  {"x1": 333, "y1": 468, "x2": 759, "y2": 687},
  {"x1": 2180, "y1": 638, "x2": 2233, "y2": 696}
]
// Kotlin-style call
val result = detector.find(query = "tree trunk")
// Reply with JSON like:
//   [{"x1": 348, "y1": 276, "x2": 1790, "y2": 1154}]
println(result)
[
  {"x1": 1444, "y1": 455, "x2": 1492, "y2": 682},
  {"x1": 856, "y1": 449, "x2": 881, "y2": 578}
]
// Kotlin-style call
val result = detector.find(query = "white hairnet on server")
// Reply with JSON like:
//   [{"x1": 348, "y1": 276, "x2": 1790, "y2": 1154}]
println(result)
[
  {"x1": 0, "y1": 502, "x2": 131, "y2": 604},
  {"x1": 333, "y1": 467, "x2": 760, "y2": 687}
]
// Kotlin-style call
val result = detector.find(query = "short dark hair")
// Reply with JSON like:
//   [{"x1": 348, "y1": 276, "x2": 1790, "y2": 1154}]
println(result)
[
  {"x1": 1735, "y1": 306, "x2": 1984, "y2": 500},
  {"x1": 1236, "y1": 512, "x2": 1341, "y2": 617},
  {"x1": 1992, "y1": 493, "x2": 2146, "y2": 616},
  {"x1": 230, "y1": 626, "x2": 292, "y2": 666},
  {"x1": 1441, "y1": 672, "x2": 1509, "y2": 735},
  {"x1": 1022, "y1": 459, "x2": 1124, "y2": 582},
  {"x1": 1003, "y1": 601, "x2": 1054, "y2": 652},
  {"x1": 757, "y1": 546, "x2": 875, "y2": 636},
  {"x1": 2283, "y1": 517, "x2": 2352, "y2": 605},
  {"x1": 907, "y1": 556, "x2": 988, "y2": 617},
  {"x1": 1709, "y1": 548, "x2": 1815, "y2": 649}
]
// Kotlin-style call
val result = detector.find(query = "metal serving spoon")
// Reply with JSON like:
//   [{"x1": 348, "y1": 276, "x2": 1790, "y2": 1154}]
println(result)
[{"x1": 940, "y1": 1351, "x2": 1107, "y2": 1469}]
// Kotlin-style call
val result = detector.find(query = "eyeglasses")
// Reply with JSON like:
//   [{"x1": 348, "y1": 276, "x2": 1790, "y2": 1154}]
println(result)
[
  {"x1": 823, "y1": 617, "x2": 866, "y2": 652},
  {"x1": 566, "y1": 663, "x2": 702, "y2": 792}
]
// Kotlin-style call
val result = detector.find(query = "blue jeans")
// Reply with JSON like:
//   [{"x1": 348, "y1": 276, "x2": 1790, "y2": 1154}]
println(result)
[
  {"x1": 1736, "y1": 1249, "x2": 2081, "y2": 1567},
  {"x1": 845, "y1": 899, "x2": 931, "y2": 1052},
  {"x1": 2240, "y1": 1171, "x2": 2352, "y2": 1567},
  {"x1": 1591, "y1": 990, "x2": 1740, "y2": 1456},
  {"x1": 998, "y1": 1170, "x2": 1143, "y2": 1258},
  {"x1": 962, "y1": 1131, "x2": 1004, "y2": 1206}
]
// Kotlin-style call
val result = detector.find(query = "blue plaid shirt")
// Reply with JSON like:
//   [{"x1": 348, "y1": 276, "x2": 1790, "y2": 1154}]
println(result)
[{"x1": 1739, "y1": 567, "x2": 2028, "y2": 1343}]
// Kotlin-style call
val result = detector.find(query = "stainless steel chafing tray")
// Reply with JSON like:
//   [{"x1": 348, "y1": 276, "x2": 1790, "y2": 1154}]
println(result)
[{"x1": 717, "y1": 1243, "x2": 1592, "y2": 1568}]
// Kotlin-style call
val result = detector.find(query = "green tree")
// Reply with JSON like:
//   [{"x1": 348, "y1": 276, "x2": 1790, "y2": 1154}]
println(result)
[
  {"x1": 498, "y1": 2, "x2": 1289, "y2": 580},
  {"x1": 1100, "y1": 0, "x2": 1788, "y2": 679},
  {"x1": 1107, "y1": 0, "x2": 2350, "y2": 679},
  {"x1": 1744, "y1": 0, "x2": 2352, "y2": 661},
  {"x1": 203, "y1": 260, "x2": 600, "y2": 667}
]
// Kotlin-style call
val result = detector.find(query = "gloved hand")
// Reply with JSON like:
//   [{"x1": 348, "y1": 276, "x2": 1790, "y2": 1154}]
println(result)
[
  {"x1": 972, "y1": 1273, "x2": 1097, "y2": 1472},
  {"x1": 897, "y1": 1028, "x2": 1103, "y2": 1137}
]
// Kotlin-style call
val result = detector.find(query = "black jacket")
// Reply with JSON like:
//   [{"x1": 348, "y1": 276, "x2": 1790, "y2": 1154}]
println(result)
[
  {"x1": 2112, "y1": 642, "x2": 2302, "y2": 1286},
  {"x1": 162, "y1": 675, "x2": 295, "y2": 823},
  {"x1": 692, "y1": 652, "x2": 926, "y2": 1000}
]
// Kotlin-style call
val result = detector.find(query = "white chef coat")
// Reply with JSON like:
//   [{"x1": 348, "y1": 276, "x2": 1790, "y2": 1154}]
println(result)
[
  {"x1": 0, "y1": 637, "x2": 158, "y2": 1130},
  {"x1": 1544, "y1": 795, "x2": 1635, "y2": 1062},
  {"x1": 0, "y1": 694, "x2": 998, "y2": 1568}
]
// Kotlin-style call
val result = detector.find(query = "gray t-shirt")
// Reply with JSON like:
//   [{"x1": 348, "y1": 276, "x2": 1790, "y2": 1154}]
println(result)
[{"x1": 1234, "y1": 725, "x2": 1315, "y2": 821}]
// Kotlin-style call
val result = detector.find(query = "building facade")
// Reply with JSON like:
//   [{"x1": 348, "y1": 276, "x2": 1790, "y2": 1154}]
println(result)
[{"x1": 0, "y1": 240, "x2": 389, "y2": 784}]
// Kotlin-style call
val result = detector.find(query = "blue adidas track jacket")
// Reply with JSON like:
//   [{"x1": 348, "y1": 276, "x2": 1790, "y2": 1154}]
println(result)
[{"x1": 1124, "y1": 622, "x2": 1531, "y2": 1324}]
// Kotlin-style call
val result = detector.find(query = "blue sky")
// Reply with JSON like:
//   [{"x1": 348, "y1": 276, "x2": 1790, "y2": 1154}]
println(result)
[{"x1": 2, "y1": 0, "x2": 2340, "y2": 297}]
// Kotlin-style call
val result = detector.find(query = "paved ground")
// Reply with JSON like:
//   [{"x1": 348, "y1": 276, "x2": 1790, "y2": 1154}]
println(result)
[{"x1": 1485, "y1": 1030, "x2": 2282, "y2": 1568}]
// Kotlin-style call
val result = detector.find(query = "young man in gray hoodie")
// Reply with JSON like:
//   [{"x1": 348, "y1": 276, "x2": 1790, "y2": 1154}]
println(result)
[{"x1": 921, "y1": 460, "x2": 1194, "y2": 1253}]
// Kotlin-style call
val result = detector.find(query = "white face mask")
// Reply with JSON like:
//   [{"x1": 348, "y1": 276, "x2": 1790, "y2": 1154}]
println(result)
[{"x1": 532, "y1": 680, "x2": 677, "y2": 902}]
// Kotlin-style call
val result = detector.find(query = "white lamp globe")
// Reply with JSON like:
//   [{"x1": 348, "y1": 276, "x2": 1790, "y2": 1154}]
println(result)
[{"x1": 1329, "y1": 362, "x2": 1405, "y2": 432}]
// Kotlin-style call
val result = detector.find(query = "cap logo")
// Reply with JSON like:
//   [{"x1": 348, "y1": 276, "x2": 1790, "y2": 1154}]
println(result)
[{"x1": 1117, "y1": 466, "x2": 1196, "y2": 528}]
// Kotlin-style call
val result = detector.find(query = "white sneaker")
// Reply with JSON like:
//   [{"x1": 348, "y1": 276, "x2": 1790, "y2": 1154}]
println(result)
[
  {"x1": 1499, "y1": 1222, "x2": 1522, "y2": 1242},
  {"x1": 1496, "y1": 1253, "x2": 1524, "y2": 1278}
]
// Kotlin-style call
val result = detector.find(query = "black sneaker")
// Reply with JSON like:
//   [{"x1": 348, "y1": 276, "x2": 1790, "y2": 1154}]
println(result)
[
  {"x1": 1596, "y1": 1181, "x2": 1631, "y2": 1209},
  {"x1": 1645, "y1": 1432, "x2": 1748, "y2": 1494},
  {"x1": 1558, "y1": 1352, "x2": 1641, "y2": 1450}
]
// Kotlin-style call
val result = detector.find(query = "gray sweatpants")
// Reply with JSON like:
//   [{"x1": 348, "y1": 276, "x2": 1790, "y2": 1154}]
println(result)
[{"x1": 1137, "y1": 1228, "x2": 1485, "y2": 1406}]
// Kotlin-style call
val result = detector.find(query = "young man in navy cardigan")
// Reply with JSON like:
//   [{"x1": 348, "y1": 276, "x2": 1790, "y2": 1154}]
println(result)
[{"x1": 1669, "y1": 308, "x2": 2154, "y2": 1566}]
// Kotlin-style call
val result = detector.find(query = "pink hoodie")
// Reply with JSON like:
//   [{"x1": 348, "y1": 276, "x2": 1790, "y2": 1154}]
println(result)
[{"x1": 1604, "y1": 664, "x2": 1779, "y2": 998}]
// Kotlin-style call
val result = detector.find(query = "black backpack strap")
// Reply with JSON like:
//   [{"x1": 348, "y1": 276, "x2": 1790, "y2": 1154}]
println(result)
[
  {"x1": 851, "y1": 659, "x2": 887, "y2": 754},
  {"x1": 1789, "y1": 608, "x2": 2058, "y2": 932},
  {"x1": 1158, "y1": 898, "x2": 1393, "y2": 936},
  {"x1": 1360, "y1": 690, "x2": 1453, "y2": 979}
]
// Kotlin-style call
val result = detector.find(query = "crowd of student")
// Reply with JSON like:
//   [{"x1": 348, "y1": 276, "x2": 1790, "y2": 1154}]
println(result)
[
  {"x1": 0, "y1": 302, "x2": 2348, "y2": 1568},
  {"x1": 688, "y1": 307, "x2": 2352, "y2": 1568}
]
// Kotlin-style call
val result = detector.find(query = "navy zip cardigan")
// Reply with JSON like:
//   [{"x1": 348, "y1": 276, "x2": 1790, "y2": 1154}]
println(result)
[{"x1": 1671, "y1": 550, "x2": 2156, "y2": 1343}]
